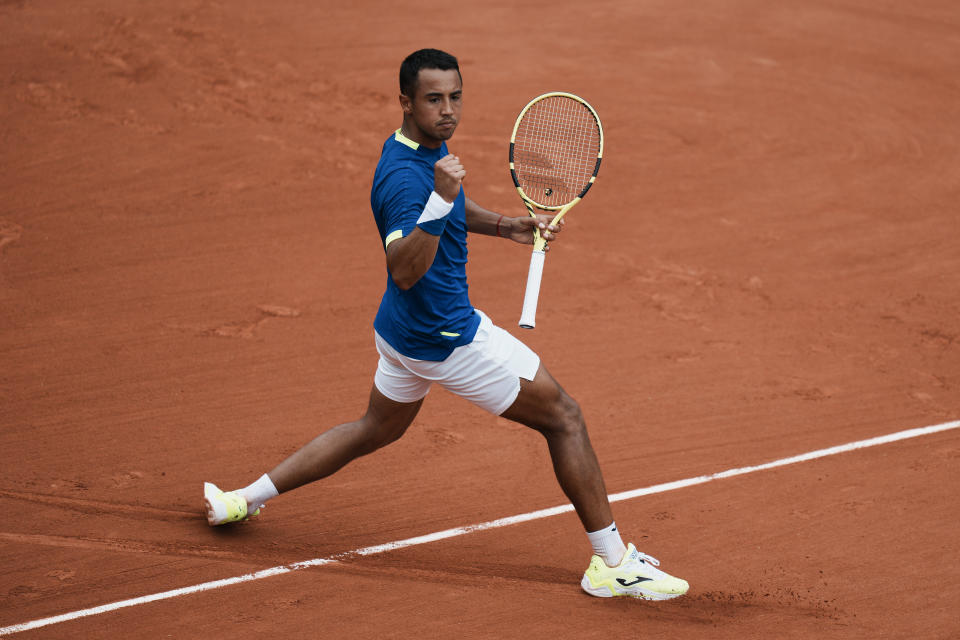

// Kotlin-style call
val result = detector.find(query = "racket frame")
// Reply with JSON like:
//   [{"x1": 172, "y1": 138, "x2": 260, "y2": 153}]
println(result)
[
  {"x1": 509, "y1": 92, "x2": 603, "y2": 327},
  {"x1": 509, "y1": 91, "x2": 604, "y2": 251}
]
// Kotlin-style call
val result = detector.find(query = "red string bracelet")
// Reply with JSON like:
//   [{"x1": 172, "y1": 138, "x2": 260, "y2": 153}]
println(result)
[{"x1": 495, "y1": 215, "x2": 505, "y2": 237}]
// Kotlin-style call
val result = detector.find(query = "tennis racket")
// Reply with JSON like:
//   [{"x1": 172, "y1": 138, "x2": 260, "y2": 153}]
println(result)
[{"x1": 510, "y1": 92, "x2": 604, "y2": 329}]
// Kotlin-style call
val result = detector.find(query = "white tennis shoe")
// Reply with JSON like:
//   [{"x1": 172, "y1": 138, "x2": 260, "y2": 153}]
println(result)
[
  {"x1": 581, "y1": 543, "x2": 689, "y2": 599},
  {"x1": 203, "y1": 482, "x2": 260, "y2": 526}
]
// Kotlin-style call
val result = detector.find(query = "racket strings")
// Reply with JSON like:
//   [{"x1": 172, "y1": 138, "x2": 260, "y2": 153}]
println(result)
[{"x1": 513, "y1": 96, "x2": 600, "y2": 207}]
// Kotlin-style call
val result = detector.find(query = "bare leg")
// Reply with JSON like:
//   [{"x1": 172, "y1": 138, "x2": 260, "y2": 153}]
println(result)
[
  {"x1": 268, "y1": 386, "x2": 422, "y2": 493},
  {"x1": 500, "y1": 365, "x2": 614, "y2": 532}
]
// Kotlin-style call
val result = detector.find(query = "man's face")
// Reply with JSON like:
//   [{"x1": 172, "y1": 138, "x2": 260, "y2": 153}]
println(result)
[{"x1": 400, "y1": 68, "x2": 462, "y2": 148}]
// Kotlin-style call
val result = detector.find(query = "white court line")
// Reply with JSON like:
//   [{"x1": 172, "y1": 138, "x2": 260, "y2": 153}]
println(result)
[{"x1": 2, "y1": 419, "x2": 957, "y2": 636}]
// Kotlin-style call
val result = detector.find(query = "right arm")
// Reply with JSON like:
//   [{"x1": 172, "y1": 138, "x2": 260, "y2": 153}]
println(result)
[
  {"x1": 386, "y1": 154, "x2": 464, "y2": 290},
  {"x1": 386, "y1": 227, "x2": 442, "y2": 290}
]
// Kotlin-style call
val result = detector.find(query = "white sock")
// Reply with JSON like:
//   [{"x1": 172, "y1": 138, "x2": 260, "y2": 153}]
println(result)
[
  {"x1": 240, "y1": 473, "x2": 279, "y2": 512},
  {"x1": 587, "y1": 521, "x2": 627, "y2": 567}
]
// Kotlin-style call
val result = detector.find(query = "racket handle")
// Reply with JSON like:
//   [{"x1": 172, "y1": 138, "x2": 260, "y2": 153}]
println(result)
[{"x1": 519, "y1": 249, "x2": 546, "y2": 329}]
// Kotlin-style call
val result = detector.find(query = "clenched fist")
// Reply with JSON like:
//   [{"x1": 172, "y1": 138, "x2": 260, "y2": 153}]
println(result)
[{"x1": 434, "y1": 154, "x2": 465, "y2": 203}]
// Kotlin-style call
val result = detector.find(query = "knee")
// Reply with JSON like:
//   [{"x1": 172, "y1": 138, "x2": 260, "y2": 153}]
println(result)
[
  {"x1": 560, "y1": 393, "x2": 585, "y2": 431},
  {"x1": 358, "y1": 413, "x2": 409, "y2": 452},
  {"x1": 538, "y1": 390, "x2": 586, "y2": 437}
]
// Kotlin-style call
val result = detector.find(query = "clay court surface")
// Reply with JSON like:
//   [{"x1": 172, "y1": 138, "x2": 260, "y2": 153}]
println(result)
[{"x1": 2, "y1": 0, "x2": 959, "y2": 637}]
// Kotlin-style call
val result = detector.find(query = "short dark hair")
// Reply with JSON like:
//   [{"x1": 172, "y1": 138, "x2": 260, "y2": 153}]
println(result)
[{"x1": 399, "y1": 48, "x2": 461, "y2": 98}]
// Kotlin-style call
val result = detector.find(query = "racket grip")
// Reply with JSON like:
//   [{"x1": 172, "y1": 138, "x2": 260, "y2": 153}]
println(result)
[{"x1": 519, "y1": 249, "x2": 546, "y2": 329}]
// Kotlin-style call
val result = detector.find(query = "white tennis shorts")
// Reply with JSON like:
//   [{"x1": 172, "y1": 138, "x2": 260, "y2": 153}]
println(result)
[{"x1": 374, "y1": 311, "x2": 540, "y2": 416}]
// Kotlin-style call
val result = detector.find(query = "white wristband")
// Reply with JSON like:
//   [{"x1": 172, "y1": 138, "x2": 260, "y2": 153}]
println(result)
[{"x1": 416, "y1": 191, "x2": 454, "y2": 224}]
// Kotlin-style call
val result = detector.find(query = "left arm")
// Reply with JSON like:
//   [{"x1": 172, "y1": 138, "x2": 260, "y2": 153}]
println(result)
[{"x1": 465, "y1": 197, "x2": 562, "y2": 247}]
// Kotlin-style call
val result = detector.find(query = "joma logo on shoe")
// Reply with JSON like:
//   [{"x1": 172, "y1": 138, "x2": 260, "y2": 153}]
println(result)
[{"x1": 616, "y1": 576, "x2": 652, "y2": 587}]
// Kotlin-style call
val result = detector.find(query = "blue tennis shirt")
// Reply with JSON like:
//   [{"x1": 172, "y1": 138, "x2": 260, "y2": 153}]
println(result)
[{"x1": 371, "y1": 129, "x2": 481, "y2": 361}]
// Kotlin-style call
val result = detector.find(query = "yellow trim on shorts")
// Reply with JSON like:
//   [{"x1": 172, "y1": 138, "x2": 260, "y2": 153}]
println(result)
[
  {"x1": 394, "y1": 129, "x2": 419, "y2": 150},
  {"x1": 385, "y1": 229, "x2": 403, "y2": 248},
  {"x1": 440, "y1": 331, "x2": 460, "y2": 337}
]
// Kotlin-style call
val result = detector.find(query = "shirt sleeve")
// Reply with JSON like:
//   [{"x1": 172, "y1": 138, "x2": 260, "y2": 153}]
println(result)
[{"x1": 381, "y1": 165, "x2": 437, "y2": 247}]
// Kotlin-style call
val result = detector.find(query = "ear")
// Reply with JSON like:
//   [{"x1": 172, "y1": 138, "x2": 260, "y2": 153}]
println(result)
[{"x1": 399, "y1": 93, "x2": 413, "y2": 115}]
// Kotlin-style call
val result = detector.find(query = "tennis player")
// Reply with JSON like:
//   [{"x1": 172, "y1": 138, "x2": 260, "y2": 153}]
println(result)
[{"x1": 204, "y1": 48, "x2": 688, "y2": 600}]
